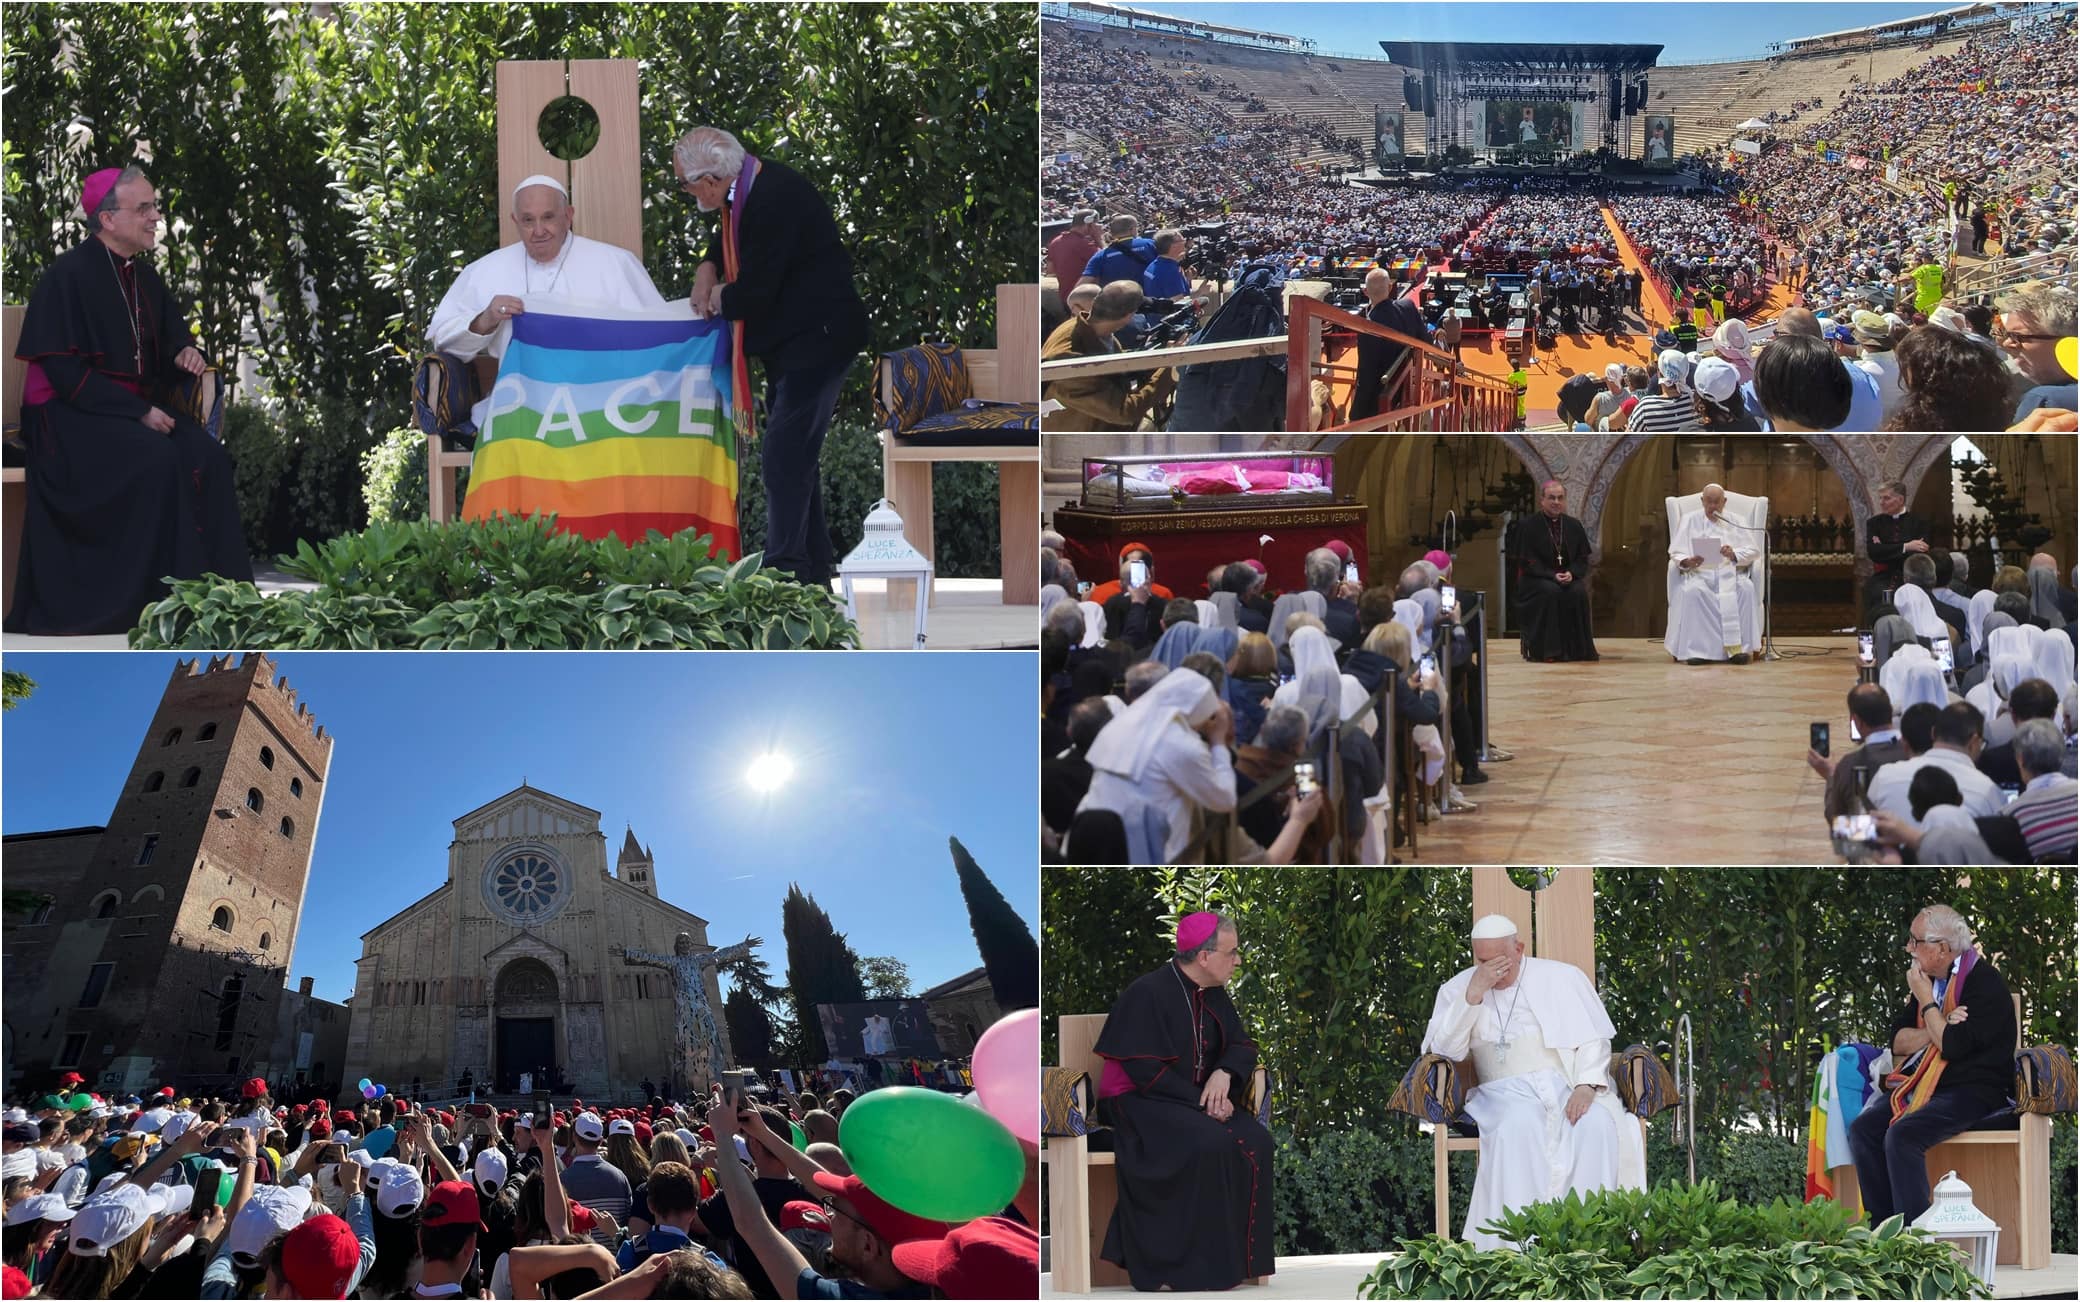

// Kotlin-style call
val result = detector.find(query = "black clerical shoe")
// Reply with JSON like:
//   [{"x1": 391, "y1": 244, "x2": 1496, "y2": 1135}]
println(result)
[
  {"x1": 1729, "y1": 653, "x2": 1752, "y2": 665},
  {"x1": 1460, "y1": 767, "x2": 1490, "y2": 785},
  {"x1": 1685, "y1": 657, "x2": 1714, "y2": 665}
]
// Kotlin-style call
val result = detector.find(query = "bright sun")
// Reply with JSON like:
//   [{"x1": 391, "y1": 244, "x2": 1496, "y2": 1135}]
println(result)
[{"x1": 745, "y1": 752, "x2": 795, "y2": 793}]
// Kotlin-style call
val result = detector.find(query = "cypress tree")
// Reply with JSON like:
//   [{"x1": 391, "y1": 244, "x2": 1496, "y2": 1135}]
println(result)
[
  {"x1": 782, "y1": 883, "x2": 867, "y2": 1064},
  {"x1": 951, "y1": 837, "x2": 1038, "y2": 1009},
  {"x1": 723, "y1": 987, "x2": 775, "y2": 1069}
]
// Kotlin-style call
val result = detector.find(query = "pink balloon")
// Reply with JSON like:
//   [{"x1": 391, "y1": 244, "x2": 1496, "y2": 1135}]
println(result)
[{"x1": 970, "y1": 1008, "x2": 1039, "y2": 1144}]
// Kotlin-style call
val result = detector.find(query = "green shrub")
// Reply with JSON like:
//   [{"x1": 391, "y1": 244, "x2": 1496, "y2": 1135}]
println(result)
[
  {"x1": 361, "y1": 426, "x2": 432, "y2": 525},
  {"x1": 1274, "y1": 1125, "x2": 1463, "y2": 1258},
  {"x1": 1362, "y1": 1183, "x2": 1993, "y2": 1301},
  {"x1": 128, "y1": 517, "x2": 855, "y2": 649},
  {"x1": 2055, "y1": 1115, "x2": 2077, "y2": 1256},
  {"x1": 223, "y1": 401, "x2": 291, "y2": 559}
]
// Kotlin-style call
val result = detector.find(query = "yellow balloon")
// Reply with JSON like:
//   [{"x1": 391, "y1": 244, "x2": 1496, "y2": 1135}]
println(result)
[{"x1": 2056, "y1": 336, "x2": 2077, "y2": 383}]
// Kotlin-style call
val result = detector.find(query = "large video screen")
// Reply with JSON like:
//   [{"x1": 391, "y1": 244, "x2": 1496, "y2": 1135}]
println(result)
[
  {"x1": 817, "y1": 999, "x2": 944, "y2": 1059},
  {"x1": 1485, "y1": 100, "x2": 1577, "y2": 151},
  {"x1": 1642, "y1": 114, "x2": 1677, "y2": 168}
]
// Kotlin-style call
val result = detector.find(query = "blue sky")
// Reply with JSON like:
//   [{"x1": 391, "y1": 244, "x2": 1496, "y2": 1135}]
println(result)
[
  {"x1": 2, "y1": 653, "x2": 1036, "y2": 1006},
  {"x1": 1109, "y1": 3, "x2": 2034, "y2": 65}
]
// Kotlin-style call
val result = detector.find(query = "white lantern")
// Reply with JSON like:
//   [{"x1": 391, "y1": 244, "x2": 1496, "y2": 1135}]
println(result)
[
  {"x1": 836, "y1": 498, "x2": 932, "y2": 649},
  {"x1": 1911, "y1": 1169, "x2": 2000, "y2": 1288}
]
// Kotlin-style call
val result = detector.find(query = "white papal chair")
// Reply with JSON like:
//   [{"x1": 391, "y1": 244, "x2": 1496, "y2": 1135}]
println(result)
[{"x1": 1663, "y1": 489, "x2": 1770, "y2": 660}]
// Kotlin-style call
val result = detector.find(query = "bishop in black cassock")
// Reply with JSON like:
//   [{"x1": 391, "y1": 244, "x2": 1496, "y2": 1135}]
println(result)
[
  {"x1": 1513, "y1": 479, "x2": 1599, "y2": 662},
  {"x1": 1865, "y1": 481, "x2": 1931, "y2": 617},
  {"x1": 1094, "y1": 912, "x2": 1273, "y2": 1292},
  {"x1": 6, "y1": 166, "x2": 251, "y2": 636}
]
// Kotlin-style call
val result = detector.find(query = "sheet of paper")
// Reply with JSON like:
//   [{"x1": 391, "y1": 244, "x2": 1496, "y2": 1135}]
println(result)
[{"x1": 1691, "y1": 535, "x2": 1724, "y2": 564}]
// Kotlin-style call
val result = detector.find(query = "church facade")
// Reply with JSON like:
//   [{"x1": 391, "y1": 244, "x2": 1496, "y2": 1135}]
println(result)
[{"x1": 338, "y1": 784, "x2": 731, "y2": 1100}]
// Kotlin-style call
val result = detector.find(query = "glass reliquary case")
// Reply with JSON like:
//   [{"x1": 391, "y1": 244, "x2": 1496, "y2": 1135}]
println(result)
[{"x1": 1078, "y1": 451, "x2": 1338, "y2": 513}]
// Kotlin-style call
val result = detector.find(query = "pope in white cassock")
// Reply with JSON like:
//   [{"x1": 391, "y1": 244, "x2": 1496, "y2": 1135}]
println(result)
[
  {"x1": 1421, "y1": 914, "x2": 1645, "y2": 1251},
  {"x1": 1666, "y1": 482, "x2": 1762, "y2": 663},
  {"x1": 427, "y1": 174, "x2": 668, "y2": 430}
]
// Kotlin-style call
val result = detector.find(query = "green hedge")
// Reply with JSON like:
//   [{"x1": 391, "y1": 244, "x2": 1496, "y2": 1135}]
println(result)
[
  {"x1": 1363, "y1": 1183, "x2": 1994, "y2": 1300},
  {"x1": 128, "y1": 516, "x2": 855, "y2": 649}
]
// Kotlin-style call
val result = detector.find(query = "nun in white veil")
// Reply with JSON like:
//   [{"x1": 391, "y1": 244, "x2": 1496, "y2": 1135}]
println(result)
[
  {"x1": 1077, "y1": 600, "x2": 1106, "y2": 649},
  {"x1": 1891, "y1": 584, "x2": 1948, "y2": 644},
  {"x1": 2030, "y1": 624, "x2": 2077, "y2": 694},
  {"x1": 1272, "y1": 625, "x2": 1374, "y2": 739},
  {"x1": 1880, "y1": 645, "x2": 1952, "y2": 716},
  {"x1": 1966, "y1": 589, "x2": 1998, "y2": 660},
  {"x1": 1967, "y1": 654, "x2": 2036, "y2": 748},
  {"x1": 1268, "y1": 589, "x2": 1329, "y2": 651},
  {"x1": 1077, "y1": 667, "x2": 1238, "y2": 864}
]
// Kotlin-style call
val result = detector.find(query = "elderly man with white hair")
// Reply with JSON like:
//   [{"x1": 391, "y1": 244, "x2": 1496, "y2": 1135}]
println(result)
[
  {"x1": 1667, "y1": 482, "x2": 1761, "y2": 664},
  {"x1": 1421, "y1": 915, "x2": 1644, "y2": 1251},
  {"x1": 427, "y1": 174, "x2": 668, "y2": 436},
  {"x1": 675, "y1": 126, "x2": 868, "y2": 587},
  {"x1": 1847, "y1": 904, "x2": 2016, "y2": 1226}
]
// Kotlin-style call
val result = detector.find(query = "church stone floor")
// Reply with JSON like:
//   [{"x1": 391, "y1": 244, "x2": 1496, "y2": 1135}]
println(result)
[{"x1": 1409, "y1": 634, "x2": 1853, "y2": 866}]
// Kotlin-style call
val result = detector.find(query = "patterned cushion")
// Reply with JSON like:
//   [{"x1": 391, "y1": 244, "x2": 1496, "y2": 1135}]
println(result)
[
  {"x1": 1042, "y1": 1066, "x2": 1094, "y2": 1138},
  {"x1": 1387, "y1": 1053, "x2": 1467, "y2": 1124},
  {"x1": 2017, "y1": 1044, "x2": 2075, "y2": 1115},
  {"x1": 414, "y1": 351, "x2": 482, "y2": 440},
  {"x1": 1613, "y1": 1044, "x2": 1679, "y2": 1118},
  {"x1": 875, "y1": 343, "x2": 974, "y2": 434},
  {"x1": 897, "y1": 404, "x2": 1041, "y2": 447}
]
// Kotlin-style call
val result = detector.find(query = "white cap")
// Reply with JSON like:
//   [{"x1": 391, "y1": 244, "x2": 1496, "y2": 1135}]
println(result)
[
  {"x1": 369, "y1": 1158, "x2": 424, "y2": 1219},
  {"x1": 344, "y1": 1148, "x2": 377, "y2": 1171},
  {"x1": 1692, "y1": 356, "x2": 1741, "y2": 404},
  {"x1": 156, "y1": 1182, "x2": 198, "y2": 1217},
  {"x1": 473, "y1": 1147, "x2": 509, "y2": 1195},
  {"x1": 1657, "y1": 349, "x2": 1690, "y2": 388},
  {"x1": 675, "y1": 1127, "x2": 700, "y2": 1149},
  {"x1": 159, "y1": 1111, "x2": 197, "y2": 1144},
  {"x1": 227, "y1": 1184, "x2": 313, "y2": 1266},
  {"x1": 608, "y1": 1118, "x2": 636, "y2": 1137},
  {"x1": 1471, "y1": 913, "x2": 1519, "y2": 940},
  {"x1": 3, "y1": 1109, "x2": 28, "y2": 1124},
  {"x1": 573, "y1": 1111, "x2": 604, "y2": 1143},
  {"x1": 133, "y1": 1108, "x2": 171, "y2": 1135},
  {"x1": 511, "y1": 173, "x2": 569, "y2": 206},
  {"x1": 67, "y1": 1184, "x2": 169, "y2": 1256},
  {"x1": 5, "y1": 1192, "x2": 78, "y2": 1226},
  {"x1": 733, "y1": 1134, "x2": 752, "y2": 1162}
]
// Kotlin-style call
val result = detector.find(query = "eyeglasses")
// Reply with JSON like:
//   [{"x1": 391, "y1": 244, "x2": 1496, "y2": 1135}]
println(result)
[
  {"x1": 1995, "y1": 329, "x2": 2057, "y2": 344},
  {"x1": 819, "y1": 1196, "x2": 870, "y2": 1232},
  {"x1": 1906, "y1": 933, "x2": 1944, "y2": 948}
]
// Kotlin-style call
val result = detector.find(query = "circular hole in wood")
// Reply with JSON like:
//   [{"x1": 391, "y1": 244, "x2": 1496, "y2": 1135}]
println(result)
[{"x1": 538, "y1": 95, "x2": 601, "y2": 161}]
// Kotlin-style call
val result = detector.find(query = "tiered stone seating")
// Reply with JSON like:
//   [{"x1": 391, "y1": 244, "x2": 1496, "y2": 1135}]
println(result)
[{"x1": 1652, "y1": 35, "x2": 1971, "y2": 154}]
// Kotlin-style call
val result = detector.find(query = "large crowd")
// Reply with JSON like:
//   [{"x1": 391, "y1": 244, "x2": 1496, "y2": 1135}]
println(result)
[
  {"x1": 1039, "y1": 534, "x2": 1494, "y2": 865},
  {"x1": 1808, "y1": 551, "x2": 2077, "y2": 864},
  {"x1": 0, "y1": 1070, "x2": 1037, "y2": 1299}
]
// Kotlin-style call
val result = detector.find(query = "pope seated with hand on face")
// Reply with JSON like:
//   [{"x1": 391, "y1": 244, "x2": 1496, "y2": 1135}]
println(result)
[{"x1": 1421, "y1": 914, "x2": 1646, "y2": 1250}]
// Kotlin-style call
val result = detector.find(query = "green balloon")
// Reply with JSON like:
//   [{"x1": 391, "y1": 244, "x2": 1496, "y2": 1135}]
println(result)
[
  {"x1": 837, "y1": 1087, "x2": 1023, "y2": 1222},
  {"x1": 67, "y1": 1094, "x2": 93, "y2": 1111},
  {"x1": 789, "y1": 1120, "x2": 807, "y2": 1152}
]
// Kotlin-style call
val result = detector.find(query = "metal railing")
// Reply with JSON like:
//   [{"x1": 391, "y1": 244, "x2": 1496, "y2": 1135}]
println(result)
[{"x1": 1287, "y1": 296, "x2": 1519, "y2": 433}]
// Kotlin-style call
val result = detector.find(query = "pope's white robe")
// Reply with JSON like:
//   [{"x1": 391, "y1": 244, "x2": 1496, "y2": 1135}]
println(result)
[
  {"x1": 426, "y1": 232, "x2": 668, "y2": 429},
  {"x1": 1421, "y1": 956, "x2": 1646, "y2": 1251},
  {"x1": 1665, "y1": 507, "x2": 1760, "y2": 661}
]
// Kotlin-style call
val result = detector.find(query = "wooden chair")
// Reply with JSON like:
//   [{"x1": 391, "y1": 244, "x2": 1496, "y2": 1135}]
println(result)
[
  {"x1": 879, "y1": 283, "x2": 1040, "y2": 606},
  {"x1": 425, "y1": 58, "x2": 643, "y2": 522},
  {"x1": 1042, "y1": 1011, "x2": 1270, "y2": 1294},
  {"x1": 1426, "y1": 869, "x2": 1654, "y2": 1237},
  {"x1": 1825, "y1": 994, "x2": 2051, "y2": 1270}
]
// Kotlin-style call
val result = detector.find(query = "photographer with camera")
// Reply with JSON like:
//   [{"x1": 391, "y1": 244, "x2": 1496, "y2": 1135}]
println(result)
[{"x1": 1042, "y1": 280, "x2": 1178, "y2": 432}]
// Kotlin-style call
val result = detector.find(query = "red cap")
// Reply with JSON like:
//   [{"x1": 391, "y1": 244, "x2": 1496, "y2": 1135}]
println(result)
[
  {"x1": 279, "y1": 1214, "x2": 360, "y2": 1299},
  {"x1": 157, "y1": 1087, "x2": 176, "y2": 1097},
  {"x1": 3, "y1": 1265, "x2": 30, "y2": 1300},
  {"x1": 1117, "y1": 539, "x2": 1155, "y2": 562},
  {"x1": 421, "y1": 1181, "x2": 484, "y2": 1230},
  {"x1": 307, "y1": 1120, "x2": 332, "y2": 1140},
  {"x1": 240, "y1": 1078, "x2": 268, "y2": 1100},
  {"x1": 634, "y1": 1122, "x2": 652, "y2": 1145},
  {"x1": 780, "y1": 1200, "x2": 831, "y2": 1234},
  {"x1": 811, "y1": 1171, "x2": 955, "y2": 1248},
  {"x1": 892, "y1": 1217, "x2": 1039, "y2": 1299},
  {"x1": 313, "y1": 1099, "x2": 329, "y2": 1113}
]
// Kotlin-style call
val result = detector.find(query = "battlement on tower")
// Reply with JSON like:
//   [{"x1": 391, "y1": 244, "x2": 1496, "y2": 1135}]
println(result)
[{"x1": 171, "y1": 653, "x2": 330, "y2": 743}]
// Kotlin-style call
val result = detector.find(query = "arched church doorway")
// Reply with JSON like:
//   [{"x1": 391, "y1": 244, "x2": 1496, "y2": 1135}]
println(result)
[
  {"x1": 495, "y1": 957, "x2": 561, "y2": 1094},
  {"x1": 1334, "y1": 434, "x2": 1543, "y2": 615}
]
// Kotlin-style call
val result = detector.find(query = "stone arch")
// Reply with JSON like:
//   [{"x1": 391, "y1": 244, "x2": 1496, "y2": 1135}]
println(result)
[
  {"x1": 496, "y1": 956, "x2": 560, "y2": 1007},
  {"x1": 131, "y1": 884, "x2": 165, "y2": 907}
]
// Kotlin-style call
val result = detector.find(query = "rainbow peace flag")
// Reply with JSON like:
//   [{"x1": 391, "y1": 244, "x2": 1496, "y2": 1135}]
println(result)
[{"x1": 461, "y1": 298, "x2": 739, "y2": 556}]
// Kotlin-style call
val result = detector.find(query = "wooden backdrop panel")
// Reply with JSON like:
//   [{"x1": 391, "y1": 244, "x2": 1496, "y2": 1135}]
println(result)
[
  {"x1": 496, "y1": 60, "x2": 569, "y2": 248},
  {"x1": 566, "y1": 59, "x2": 643, "y2": 259}
]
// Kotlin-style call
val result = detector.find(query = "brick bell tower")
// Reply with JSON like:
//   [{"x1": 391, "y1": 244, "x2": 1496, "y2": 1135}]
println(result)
[{"x1": 12, "y1": 654, "x2": 334, "y2": 1093}]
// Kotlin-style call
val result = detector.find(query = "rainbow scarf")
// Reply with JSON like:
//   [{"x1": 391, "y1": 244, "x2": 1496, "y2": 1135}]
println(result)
[
  {"x1": 1889, "y1": 948, "x2": 1977, "y2": 1126},
  {"x1": 718, "y1": 153, "x2": 763, "y2": 441},
  {"x1": 460, "y1": 298, "x2": 739, "y2": 555}
]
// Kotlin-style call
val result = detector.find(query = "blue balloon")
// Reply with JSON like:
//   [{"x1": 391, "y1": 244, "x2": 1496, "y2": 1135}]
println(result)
[{"x1": 373, "y1": 1084, "x2": 386, "y2": 1097}]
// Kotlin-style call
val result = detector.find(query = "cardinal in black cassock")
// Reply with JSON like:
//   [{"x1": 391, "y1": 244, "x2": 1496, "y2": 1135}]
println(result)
[
  {"x1": 1094, "y1": 911, "x2": 1273, "y2": 1292},
  {"x1": 1513, "y1": 478, "x2": 1599, "y2": 662},
  {"x1": 6, "y1": 166, "x2": 251, "y2": 636}
]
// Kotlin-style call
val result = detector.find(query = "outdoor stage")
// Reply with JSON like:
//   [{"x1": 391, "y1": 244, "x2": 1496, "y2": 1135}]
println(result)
[
  {"x1": 1408, "y1": 635, "x2": 1852, "y2": 866},
  {"x1": 1042, "y1": 1250, "x2": 2080, "y2": 1299}
]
